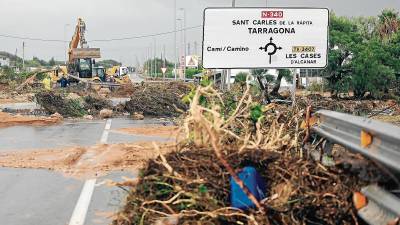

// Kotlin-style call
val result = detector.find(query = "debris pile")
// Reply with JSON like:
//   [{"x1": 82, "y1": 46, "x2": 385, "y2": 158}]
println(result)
[
  {"x1": 113, "y1": 84, "x2": 395, "y2": 224},
  {"x1": 35, "y1": 91, "x2": 112, "y2": 118},
  {"x1": 298, "y1": 95, "x2": 400, "y2": 116},
  {"x1": 124, "y1": 82, "x2": 191, "y2": 117},
  {"x1": 35, "y1": 91, "x2": 86, "y2": 117}
]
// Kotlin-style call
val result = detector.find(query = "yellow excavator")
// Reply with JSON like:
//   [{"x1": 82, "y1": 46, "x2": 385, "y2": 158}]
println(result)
[
  {"x1": 66, "y1": 18, "x2": 102, "y2": 82},
  {"x1": 47, "y1": 18, "x2": 130, "y2": 86},
  {"x1": 106, "y1": 66, "x2": 131, "y2": 84}
]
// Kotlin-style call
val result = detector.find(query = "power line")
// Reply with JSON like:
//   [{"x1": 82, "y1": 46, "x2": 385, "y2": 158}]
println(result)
[
  {"x1": 0, "y1": 25, "x2": 202, "y2": 43},
  {"x1": 0, "y1": 34, "x2": 64, "y2": 42},
  {"x1": 90, "y1": 25, "x2": 202, "y2": 42}
]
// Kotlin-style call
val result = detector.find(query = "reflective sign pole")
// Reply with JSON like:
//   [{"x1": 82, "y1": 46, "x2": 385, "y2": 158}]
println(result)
[
  {"x1": 173, "y1": 0, "x2": 177, "y2": 80},
  {"x1": 292, "y1": 69, "x2": 299, "y2": 107},
  {"x1": 226, "y1": 0, "x2": 236, "y2": 90}
]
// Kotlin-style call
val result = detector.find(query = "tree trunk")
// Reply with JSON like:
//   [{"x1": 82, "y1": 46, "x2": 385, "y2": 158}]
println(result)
[
  {"x1": 270, "y1": 73, "x2": 284, "y2": 96},
  {"x1": 256, "y1": 76, "x2": 271, "y2": 104}
]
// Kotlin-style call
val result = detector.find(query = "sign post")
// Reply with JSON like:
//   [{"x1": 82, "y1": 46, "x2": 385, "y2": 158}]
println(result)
[
  {"x1": 185, "y1": 55, "x2": 200, "y2": 68},
  {"x1": 161, "y1": 67, "x2": 167, "y2": 80}
]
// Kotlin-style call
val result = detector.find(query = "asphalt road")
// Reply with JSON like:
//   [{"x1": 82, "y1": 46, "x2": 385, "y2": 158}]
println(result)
[
  {"x1": 129, "y1": 73, "x2": 144, "y2": 83},
  {"x1": 0, "y1": 118, "x2": 170, "y2": 225}
]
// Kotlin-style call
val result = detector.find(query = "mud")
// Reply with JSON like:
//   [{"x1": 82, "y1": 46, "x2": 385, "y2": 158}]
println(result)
[
  {"x1": 0, "y1": 93, "x2": 33, "y2": 104},
  {"x1": 0, "y1": 112, "x2": 62, "y2": 128},
  {"x1": 0, "y1": 142, "x2": 176, "y2": 179},
  {"x1": 113, "y1": 125, "x2": 181, "y2": 138}
]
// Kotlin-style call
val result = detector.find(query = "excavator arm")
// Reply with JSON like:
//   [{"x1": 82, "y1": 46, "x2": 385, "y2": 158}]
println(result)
[
  {"x1": 68, "y1": 18, "x2": 100, "y2": 63},
  {"x1": 67, "y1": 18, "x2": 100, "y2": 78}
]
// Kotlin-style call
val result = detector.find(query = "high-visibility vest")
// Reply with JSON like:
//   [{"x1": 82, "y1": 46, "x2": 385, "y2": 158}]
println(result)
[{"x1": 42, "y1": 77, "x2": 51, "y2": 90}]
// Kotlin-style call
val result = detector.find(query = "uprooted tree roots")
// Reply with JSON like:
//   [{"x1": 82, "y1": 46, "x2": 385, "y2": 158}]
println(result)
[
  {"x1": 124, "y1": 82, "x2": 191, "y2": 117},
  {"x1": 113, "y1": 83, "x2": 395, "y2": 225},
  {"x1": 35, "y1": 91, "x2": 112, "y2": 117}
]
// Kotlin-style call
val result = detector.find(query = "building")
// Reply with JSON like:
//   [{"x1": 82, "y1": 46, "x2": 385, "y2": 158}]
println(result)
[
  {"x1": 0, "y1": 56, "x2": 10, "y2": 67},
  {"x1": 299, "y1": 69, "x2": 324, "y2": 87}
]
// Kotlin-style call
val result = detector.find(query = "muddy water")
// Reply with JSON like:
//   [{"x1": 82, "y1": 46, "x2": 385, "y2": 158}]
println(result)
[
  {"x1": 0, "y1": 118, "x2": 173, "y2": 152},
  {"x1": 0, "y1": 117, "x2": 177, "y2": 178}
]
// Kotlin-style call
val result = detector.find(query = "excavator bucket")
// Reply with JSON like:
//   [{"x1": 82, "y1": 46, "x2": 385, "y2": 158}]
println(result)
[{"x1": 70, "y1": 48, "x2": 101, "y2": 59}]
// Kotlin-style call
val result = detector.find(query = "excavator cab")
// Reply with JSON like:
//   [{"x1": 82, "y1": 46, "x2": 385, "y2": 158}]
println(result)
[
  {"x1": 77, "y1": 58, "x2": 93, "y2": 78},
  {"x1": 93, "y1": 66, "x2": 106, "y2": 82},
  {"x1": 67, "y1": 18, "x2": 101, "y2": 80},
  {"x1": 68, "y1": 48, "x2": 100, "y2": 79}
]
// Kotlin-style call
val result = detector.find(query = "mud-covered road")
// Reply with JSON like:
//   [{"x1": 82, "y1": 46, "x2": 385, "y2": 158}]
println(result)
[{"x1": 0, "y1": 117, "x2": 173, "y2": 225}]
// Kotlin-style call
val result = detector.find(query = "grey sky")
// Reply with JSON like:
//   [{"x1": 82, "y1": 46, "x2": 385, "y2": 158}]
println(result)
[{"x1": 0, "y1": 0, "x2": 399, "y2": 66}]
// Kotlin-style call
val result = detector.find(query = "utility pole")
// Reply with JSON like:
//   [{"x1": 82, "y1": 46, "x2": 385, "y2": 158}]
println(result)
[
  {"x1": 173, "y1": 0, "x2": 177, "y2": 80},
  {"x1": 154, "y1": 38, "x2": 157, "y2": 77},
  {"x1": 177, "y1": 18, "x2": 183, "y2": 79},
  {"x1": 149, "y1": 45, "x2": 152, "y2": 77},
  {"x1": 226, "y1": 0, "x2": 236, "y2": 90},
  {"x1": 14, "y1": 48, "x2": 18, "y2": 68},
  {"x1": 22, "y1": 42, "x2": 25, "y2": 70},
  {"x1": 180, "y1": 8, "x2": 187, "y2": 81},
  {"x1": 163, "y1": 44, "x2": 166, "y2": 79}
]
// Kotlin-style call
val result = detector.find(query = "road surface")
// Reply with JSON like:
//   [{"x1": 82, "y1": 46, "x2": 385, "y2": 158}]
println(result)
[
  {"x1": 0, "y1": 118, "x2": 171, "y2": 225},
  {"x1": 129, "y1": 73, "x2": 144, "y2": 83}
]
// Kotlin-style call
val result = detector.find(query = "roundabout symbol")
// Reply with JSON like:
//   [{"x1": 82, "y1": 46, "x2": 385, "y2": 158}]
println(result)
[{"x1": 259, "y1": 37, "x2": 282, "y2": 64}]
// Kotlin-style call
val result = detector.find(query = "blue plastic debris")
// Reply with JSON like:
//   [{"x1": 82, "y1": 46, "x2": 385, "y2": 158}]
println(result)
[{"x1": 230, "y1": 166, "x2": 266, "y2": 210}]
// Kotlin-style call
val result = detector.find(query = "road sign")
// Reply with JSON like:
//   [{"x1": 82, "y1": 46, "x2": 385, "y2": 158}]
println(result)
[
  {"x1": 202, "y1": 8, "x2": 329, "y2": 69},
  {"x1": 186, "y1": 55, "x2": 199, "y2": 67},
  {"x1": 161, "y1": 67, "x2": 167, "y2": 74}
]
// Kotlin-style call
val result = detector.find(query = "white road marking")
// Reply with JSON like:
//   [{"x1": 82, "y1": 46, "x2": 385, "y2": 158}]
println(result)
[
  {"x1": 100, "y1": 119, "x2": 112, "y2": 144},
  {"x1": 68, "y1": 179, "x2": 96, "y2": 225},
  {"x1": 68, "y1": 119, "x2": 112, "y2": 225}
]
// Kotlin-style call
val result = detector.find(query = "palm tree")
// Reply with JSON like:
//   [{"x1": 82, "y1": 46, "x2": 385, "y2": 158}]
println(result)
[
  {"x1": 270, "y1": 69, "x2": 292, "y2": 96},
  {"x1": 377, "y1": 9, "x2": 400, "y2": 40}
]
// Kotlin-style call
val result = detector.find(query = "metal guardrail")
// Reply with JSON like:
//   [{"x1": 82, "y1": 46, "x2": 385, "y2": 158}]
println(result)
[
  {"x1": 312, "y1": 110, "x2": 400, "y2": 172},
  {"x1": 358, "y1": 185, "x2": 400, "y2": 225},
  {"x1": 311, "y1": 110, "x2": 400, "y2": 224}
]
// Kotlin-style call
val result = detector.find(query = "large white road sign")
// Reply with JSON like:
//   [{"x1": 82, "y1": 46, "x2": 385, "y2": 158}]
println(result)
[{"x1": 202, "y1": 8, "x2": 329, "y2": 69}]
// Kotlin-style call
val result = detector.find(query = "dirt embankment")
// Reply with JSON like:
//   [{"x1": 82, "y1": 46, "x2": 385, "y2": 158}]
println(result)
[
  {"x1": 0, "y1": 112, "x2": 62, "y2": 128},
  {"x1": 0, "y1": 142, "x2": 176, "y2": 179}
]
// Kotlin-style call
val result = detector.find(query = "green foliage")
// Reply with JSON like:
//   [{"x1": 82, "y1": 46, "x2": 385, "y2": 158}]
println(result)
[
  {"x1": 185, "y1": 68, "x2": 202, "y2": 79},
  {"x1": 251, "y1": 69, "x2": 268, "y2": 77},
  {"x1": 377, "y1": 9, "x2": 400, "y2": 40},
  {"x1": 324, "y1": 10, "x2": 400, "y2": 98},
  {"x1": 200, "y1": 76, "x2": 212, "y2": 87},
  {"x1": 307, "y1": 82, "x2": 323, "y2": 92},
  {"x1": 144, "y1": 58, "x2": 174, "y2": 77},
  {"x1": 349, "y1": 38, "x2": 395, "y2": 97},
  {"x1": 96, "y1": 59, "x2": 122, "y2": 69},
  {"x1": 48, "y1": 57, "x2": 56, "y2": 66},
  {"x1": 279, "y1": 69, "x2": 292, "y2": 83},
  {"x1": 198, "y1": 184, "x2": 208, "y2": 194},
  {"x1": 250, "y1": 104, "x2": 263, "y2": 123},
  {"x1": 264, "y1": 74, "x2": 275, "y2": 83},
  {"x1": 234, "y1": 72, "x2": 248, "y2": 89}
]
